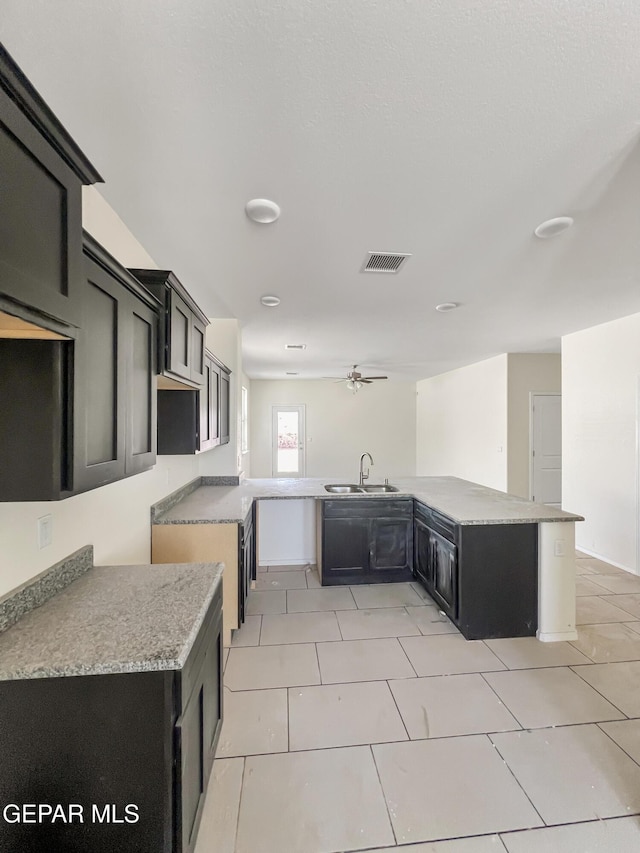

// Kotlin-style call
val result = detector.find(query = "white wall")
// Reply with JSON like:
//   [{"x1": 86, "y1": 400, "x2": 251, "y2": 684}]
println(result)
[
  {"x1": 416, "y1": 355, "x2": 509, "y2": 491},
  {"x1": 563, "y1": 313, "x2": 640, "y2": 571},
  {"x1": 507, "y1": 353, "x2": 562, "y2": 498},
  {"x1": 0, "y1": 187, "x2": 235, "y2": 597},
  {"x1": 258, "y1": 500, "x2": 316, "y2": 565},
  {"x1": 249, "y1": 379, "x2": 417, "y2": 481}
]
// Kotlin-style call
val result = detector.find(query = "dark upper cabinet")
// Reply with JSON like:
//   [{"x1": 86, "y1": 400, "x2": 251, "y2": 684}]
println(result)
[
  {"x1": 128, "y1": 269, "x2": 209, "y2": 388},
  {"x1": 0, "y1": 337, "x2": 73, "y2": 500},
  {"x1": 73, "y1": 235, "x2": 159, "y2": 494},
  {"x1": 321, "y1": 499, "x2": 413, "y2": 585},
  {"x1": 156, "y1": 351, "x2": 231, "y2": 456},
  {"x1": 0, "y1": 44, "x2": 102, "y2": 328},
  {"x1": 219, "y1": 368, "x2": 230, "y2": 445}
]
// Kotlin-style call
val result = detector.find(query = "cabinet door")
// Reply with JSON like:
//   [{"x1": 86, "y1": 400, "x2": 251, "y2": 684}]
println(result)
[
  {"x1": 322, "y1": 517, "x2": 369, "y2": 583},
  {"x1": 73, "y1": 254, "x2": 127, "y2": 492},
  {"x1": 199, "y1": 355, "x2": 222, "y2": 452},
  {"x1": 413, "y1": 519, "x2": 434, "y2": 589},
  {"x1": 190, "y1": 317, "x2": 206, "y2": 385},
  {"x1": 202, "y1": 609, "x2": 223, "y2": 763},
  {"x1": 176, "y1": 686, "x2": 205, "y2": 853},
  {"x1": 431, "y1": 530, "x2": 457, "y2": 617},
  {"x1": 239, "y1": 513, "x2": 255, "y2": 623},
  {"x1": 125, "y1": 300, "x2": 157, "y2": 475},
  {"x1": 370, "y1": 517, "x2": 413, "y2": 578},
  {"x1": 0, "y1": 83, "x2": 83, "y2": 327},
  {"x1": 219, "y1": 370, "x2": 230, "y2": 445},
  {"x1": 168, "y1": 291, "x2": 192, "y2": 381}
]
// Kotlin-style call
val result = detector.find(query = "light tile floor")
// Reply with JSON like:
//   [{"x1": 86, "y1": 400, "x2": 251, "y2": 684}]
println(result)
[{"x1": 195, "y1": 556, "x2": 640, "y2": 853}]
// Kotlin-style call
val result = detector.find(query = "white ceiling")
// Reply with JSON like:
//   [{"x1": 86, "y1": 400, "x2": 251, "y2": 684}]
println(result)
[{"x1": 4, "y1": 1, "x2": 640, "y2": 380}]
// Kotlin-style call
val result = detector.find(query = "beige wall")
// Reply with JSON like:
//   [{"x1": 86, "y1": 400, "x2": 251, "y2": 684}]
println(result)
[
  {"x1": 563, "y1": 313, "x2": 640, "y2": 571},
  {"x1": 0, "y1": 187, "x2": 236, "y2": 598},
  {"x1": 250, "y1": 380, "x2": 416, "y2": 480},
  {"x1": 507, "y1": 353, "x2": 561, "y2": 498},
  {"x1": 416, "y1": 355, "x2": 509, "y2": 491}
]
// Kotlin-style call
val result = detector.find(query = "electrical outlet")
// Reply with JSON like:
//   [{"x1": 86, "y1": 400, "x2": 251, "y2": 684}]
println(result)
[
  {"x1": 554, "y1": 539, "x2": 565, "y2": 557},
  {"x1": 37, "y1": 514, "x2": 53, "y2": 549}
]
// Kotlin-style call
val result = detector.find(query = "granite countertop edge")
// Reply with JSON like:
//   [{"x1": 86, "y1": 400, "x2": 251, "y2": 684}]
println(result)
[
  {"x1": 153, "y1": 482, "x2": 584, "y2": 527},
  {"x1": 0, "y1": 561, "x2": 224, "y2": 682}
]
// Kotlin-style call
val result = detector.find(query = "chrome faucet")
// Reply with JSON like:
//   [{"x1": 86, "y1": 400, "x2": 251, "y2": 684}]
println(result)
[{"x1": 359, "y1": 452, "x2": 374, "y2": 485}]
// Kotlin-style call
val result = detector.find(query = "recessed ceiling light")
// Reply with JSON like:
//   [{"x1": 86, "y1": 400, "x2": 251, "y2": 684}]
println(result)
[
  {"x1": 260, "y1": 295, "x2": 281, "y2": 307},
  {"x1": 435, "y1": 302, "x2": 459, "y2": 312},
  {"x1": 246, "y1": 198, "x2": 281, "y2": 224},
  {"x1": 534, "y1": 216, "x2": 574, "y2": 239},
  {"x1": 285, "y1": 344, "x2": 306, "y2": 350}
]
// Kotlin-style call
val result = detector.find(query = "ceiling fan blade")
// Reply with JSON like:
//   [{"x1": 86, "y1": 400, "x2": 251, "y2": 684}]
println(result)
[
  {"x1": 361, "y1": 376, "x2": 388, "y2": 381},
  {"x1": 360, "y1": 379, "x2": 373, "y2": 384},
  {"x1": 321, "y1": 377, "x2": 347, "y2": 382}
]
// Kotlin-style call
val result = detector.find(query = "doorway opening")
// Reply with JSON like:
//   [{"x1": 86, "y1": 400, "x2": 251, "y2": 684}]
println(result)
[{"x1": 271, "y1": 405, "x2": 305, "y2": 477}]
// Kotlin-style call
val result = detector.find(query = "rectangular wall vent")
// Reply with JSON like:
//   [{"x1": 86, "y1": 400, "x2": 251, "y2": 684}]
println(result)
[
  {"x1": 360, "y1": 252, "x2": 411, "y2": 274},
  {"x1": 285, "y1": 344, "x2": 306, "y2": 350}
]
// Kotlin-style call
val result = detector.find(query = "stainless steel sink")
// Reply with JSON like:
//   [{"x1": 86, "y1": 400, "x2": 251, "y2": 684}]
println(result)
[
  {"x1": 324, "y1": 484, "x2": 363, "y2": 493},
  {"x1": 359, "y1": 484, "x2": 399, "y2": 493}
]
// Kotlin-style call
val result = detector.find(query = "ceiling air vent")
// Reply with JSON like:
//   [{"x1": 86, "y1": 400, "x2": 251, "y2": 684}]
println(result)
[{"x1": 360, "y1": 252, "x2": 411, "y2": 274}]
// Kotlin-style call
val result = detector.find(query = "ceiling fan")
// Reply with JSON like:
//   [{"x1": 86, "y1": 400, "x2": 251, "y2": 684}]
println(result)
[{"x1": 324, "y1": 365, "x2": 388, "y2": 392}]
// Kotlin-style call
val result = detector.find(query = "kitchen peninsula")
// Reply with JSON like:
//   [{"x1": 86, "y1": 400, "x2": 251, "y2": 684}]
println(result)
[{"x1": 152, "y1": 476, "x2": 583, "y2": 644}]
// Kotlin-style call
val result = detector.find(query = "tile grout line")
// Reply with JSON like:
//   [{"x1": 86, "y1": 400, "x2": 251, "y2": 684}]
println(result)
[
  {"x1": 368, "y1": 743, "x2": 399, "y2": 847},
  {"x1": 314, "y1": 641, "x2": 323, "y2": 685},
  {"x1": 487, "y1": 733, "x2": 547, "y2": 828},
  {"x1": 232, "y1": 756, "x2": 246, "y2": 853},
  {"x1": 478, "y1": 671, "x2": 525, "y2": 731},
  {"x1": 569, "y1": 665, "x2": 631, "y2": 719},
  {"x1": 395, "y1": 635, "x2": 420, "y2": 678},
  {"x1": 595, "y1": 723, "x2": 640, "y2": 779},
  {"x1": 385, "y1": 679, "x2": 411, "y2": 742}
]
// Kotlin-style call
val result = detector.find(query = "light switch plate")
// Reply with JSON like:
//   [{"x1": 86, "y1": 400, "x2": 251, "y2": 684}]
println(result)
[{"x1": 37, "y1": 514, "x2": 53, "y2": 549}]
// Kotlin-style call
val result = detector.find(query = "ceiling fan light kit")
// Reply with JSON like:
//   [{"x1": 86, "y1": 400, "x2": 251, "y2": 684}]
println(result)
[{"x1": 326, "y1": 365, "x2": 389, "y2": 393}]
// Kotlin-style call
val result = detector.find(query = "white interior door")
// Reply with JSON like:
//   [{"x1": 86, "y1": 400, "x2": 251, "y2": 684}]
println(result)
[
  {"x1": 530, "y1": 393, "x2": 562, "y2": 506},
  {"x1": 272, "y1": 405, "x2": 305, "y2": 477}
]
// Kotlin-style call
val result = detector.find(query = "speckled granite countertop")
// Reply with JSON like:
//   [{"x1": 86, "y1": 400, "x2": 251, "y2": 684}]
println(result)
[
  {"x1": 153, "y1": 476, "x2": 583, "y2": 526},
  {"x1": 0, "y1": 561, "x2": 223, "y2": 681}
]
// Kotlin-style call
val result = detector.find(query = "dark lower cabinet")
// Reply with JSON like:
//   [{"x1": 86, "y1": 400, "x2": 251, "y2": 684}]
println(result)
[
  {"x1": 0, "y1": 590, "x2": 222, "y2": 853},
  {"x1": 413, "y1": 500, "x2": 538, "y2": 640},
  {"x1": 239, "y1": 505, "x2": 255, "y2": 624},
  {"x1": 73, "y1": 235, "x2": 158, "y2": 493},
  {"x1": 320, "y1": 499, "x2": 413, "y2": 585}
]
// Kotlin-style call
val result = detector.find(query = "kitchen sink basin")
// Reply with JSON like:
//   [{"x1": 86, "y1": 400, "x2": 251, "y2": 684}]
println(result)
[{"x1": 324, "y1": 483, "x2": 399, "y2": 494}]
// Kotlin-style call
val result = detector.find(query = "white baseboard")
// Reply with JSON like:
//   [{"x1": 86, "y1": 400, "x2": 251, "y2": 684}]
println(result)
[
  {"x1": 259, "y1": 557, "x2": 316, "y2": 567},
  {"x1": 537, "y1": 630, "x2": 578, "y2": 643},
  {"x1": 576, "y1": 546, "x2": 636, "y2": 574}
]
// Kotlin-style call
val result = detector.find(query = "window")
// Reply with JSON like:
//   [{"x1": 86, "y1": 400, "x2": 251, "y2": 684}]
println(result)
[
  {"x1": 271, "y1": 405, "x2": 305, "y2": 477},
  {"x1": 241, "y1": 386, "x2": 248, "y2": 454}
]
